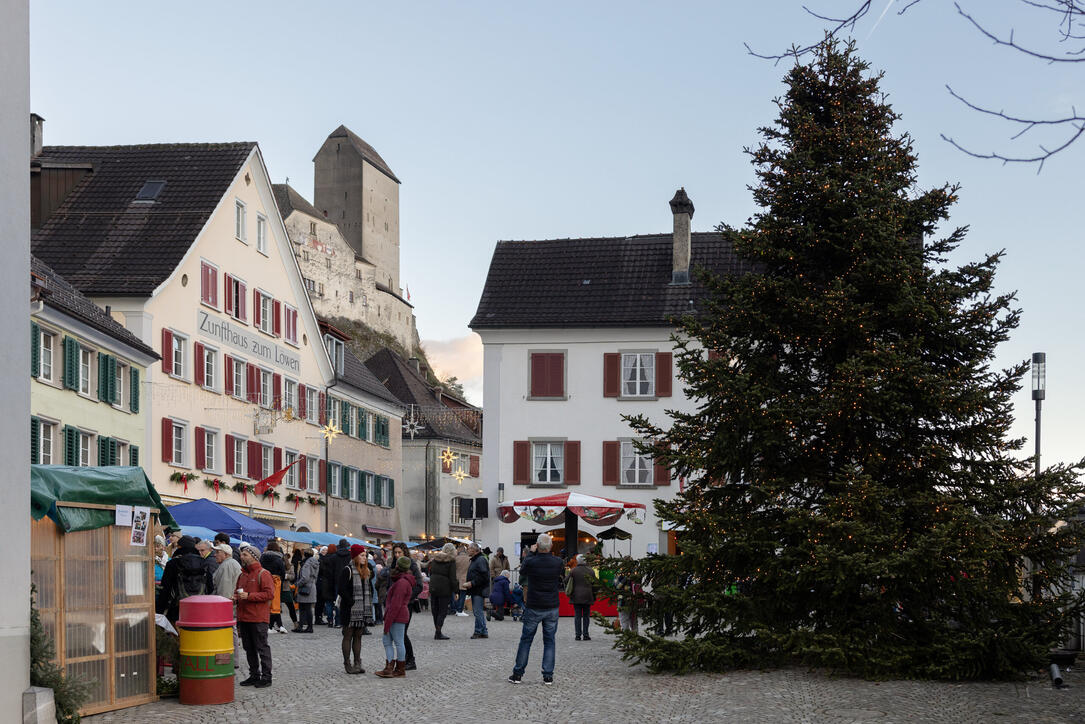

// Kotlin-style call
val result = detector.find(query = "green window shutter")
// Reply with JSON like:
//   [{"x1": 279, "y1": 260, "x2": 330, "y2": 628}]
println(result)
[
  {"x1": 62, "y1": 337, "x2": 77, "y2": 390},
  {"x1": 97, "y1": 353, "x2": 107, "y2": 401},
  {"x1": 129, "y1": 367, "x2": 140, "y2": 413},
  {"x1": 360, "y1": 472, "x2": 368, "y2": 503},
  {"x1": 30, "y1": 323, "x2": 40, "y2": 377},
  {"x1": 110, "y1": 439, "x2": 119, "y2": 466},
  {"x1": 341, "y1": 465, "x2": 350, "y2": 499},
  {"x1": 130, "y1": 445, "x2": 140, "y2": 466},
  {"x1": 98, "y1": 436, "x2": 110, "y2": 465},
  {"x1": 359, "y1": 410, "x2": 368, "y2": 440},
  {"x1": 64, "y1": 425, "x2": 78, "y2": 466},
  {"x1": 30, "y1": 417, "x2": 39, "y2": 464},
  {"x1": 387, "y1": 478, "x2": 394, "y2": 508},
  {"x1": 373, "y1": 476, "x2": 382, "y2": 506},
  {"x1": 382, "y1": 417, "x2": 390, "y2": 446},
  {"x1": 108, "y1": 357, "x2": 118, "y2": 404}
]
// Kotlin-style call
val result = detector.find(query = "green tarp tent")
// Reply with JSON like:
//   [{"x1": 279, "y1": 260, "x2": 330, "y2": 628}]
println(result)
[{"x1": 31, "y1": 465, "x2": 176, "y2": 533}]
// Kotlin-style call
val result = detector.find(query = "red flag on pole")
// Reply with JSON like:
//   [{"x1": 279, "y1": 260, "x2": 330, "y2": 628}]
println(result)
[{"x1": 255, "y1": 458, "x2": 301, "y2": 496}]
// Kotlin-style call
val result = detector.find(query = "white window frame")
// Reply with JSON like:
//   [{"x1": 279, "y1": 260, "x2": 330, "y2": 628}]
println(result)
[
  {"x1": 365, "y1": 412, "x2": 375, "y2": 443},
  {"x1": 200, "y1": 259, "x2": 220, "y2": 309},
  {"x1": 78, "y1": 430, "x2": 93, "y2": 467},
  {"x1": 114, "y1": 439, "x2": 128, "y2": 468},
  {"x1": 283, "y1": 304, "x2": 299, "y2": 345},
  {"x1": 382, "y1": 477, "x2": 394, "y2": 507},
  {"x1": 324, "y1": 335, "x2": 344, "y2": 374},
  {"x1": 36, "y1": 418, "x2": 55, "y2": 465},
  {"x1": 257, "y1": 290, "x2": 274, "y2": 335},
  {"x1": 620, "y1": 439, "x2": 653, "y2": 486},
  {"x1": 306, "y1": 457, "x2": 319, "y2": 492},
  {"x1": 329, "y1": 398, "x2": 342, "y2": 430},
  {"x1": 329, "y1": 462, "x2": 342, "y2": 497},
  {"x1": 39, "y1": 329, "x2": 55, "y2": 382},
  {"x1": 78, "y1": 346, "x2": 93, "y2": 396},
  {"x1": 231, "y1": 358, "x2": 246, "y2": 401},
  {"x1": 284, "y1": 450, "x2": 299, "y2": 489},
  {"x1": 204, "y1": 427, "x2": 219, "y2": 473},
  {"x1": 112, "y1": 360, "x2": 127, "y2": 409},
  {"x1": 365, "y1": 471, "x2": 376, "y2": 502},
  {"x1": 261, "y1": 444, "x2": 273, "y2": 479},
  {"x1": 226, "y1": 275, "x2": 247, "y2": 323},
  {"x1": 348, "y1": 468, "x2": 360, "y2": 501},
  {"x1": 232, "y1": 436, "x2": 247, "y2": 479},
  {"x1": 532, "y1": 440, "x2": 564, "y2": 485},
  {"x1": 170, "y1": 331, "x2": 186, "y2": 379},
  {"x1": 256, "y1": 213, "x2": 268, "y2": 255},
  {"x1": 621, "y1": 352, "x2": 655, "y2": 398},
  {"x1": 170, "y1": 418, "x2": 188, "y2": 467},
  {"x1": 283, "y1": 378, "x2": 298, "y2": 416},
  {"x1": 305, "y1": 388, "x2": 319, "y2": 424},
  {"x1": 235, "y1": 199, "x2": 247, "y2": 241},
  {"x1": 202, "y1": 345, "x2": 217, "y2": 391},
  {"x1": 259, "y1": 367, "x2": 273, "y2": 408}
]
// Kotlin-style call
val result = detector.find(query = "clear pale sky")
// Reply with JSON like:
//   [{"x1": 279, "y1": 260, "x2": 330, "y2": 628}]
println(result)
[{"x1": 30, "y1": 1, "x2": 1084, "y2": 469}]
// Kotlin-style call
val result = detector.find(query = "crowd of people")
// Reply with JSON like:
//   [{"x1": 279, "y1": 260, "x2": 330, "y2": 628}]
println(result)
[{"x1": 154, "y1": 528, "x2": 613, "y2": 688}]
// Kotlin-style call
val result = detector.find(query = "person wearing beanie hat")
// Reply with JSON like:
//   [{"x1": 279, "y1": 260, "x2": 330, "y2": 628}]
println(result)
[
  {"x1": 337, "y1": 544, "x2": 376, "y2": 674},
  {"x1": 375, "y1": 554, "x2": 416, "y2": 678},
  {"x1": 426, "y1": 542, "x2": 458, "y2": 640}
]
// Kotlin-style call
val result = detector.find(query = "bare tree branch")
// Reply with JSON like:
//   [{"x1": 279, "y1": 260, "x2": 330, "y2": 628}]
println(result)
[{"x1": 955, "y1": 2, "x2": 1085, "y2": 61}]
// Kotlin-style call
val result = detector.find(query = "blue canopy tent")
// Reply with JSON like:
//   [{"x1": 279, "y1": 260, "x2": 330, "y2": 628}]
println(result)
[
  {"x1": 178, "y1": 524, "x2": 241, "y2": 546},
  {"x1": 168, "y1": 498, "x2": 274, "y2": 550}
]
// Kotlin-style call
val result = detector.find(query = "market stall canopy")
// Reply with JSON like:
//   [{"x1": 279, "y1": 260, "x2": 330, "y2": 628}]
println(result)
[
  {"x1": 168, "y1": 498, "x2": 273, "y2": 549},
  {"x1": 299, "y1": 531, "x2": 380, "y2": 549},
  {"x1": 179, "y1": 525, "x2": 241, "y2": 546},
  {"x1": 497, "y1": 492, "x2": 646, "y2": 527},
  {"x1": 596, "y1": 526, "x2": 632, "y2": 541},
  {"x1": 31, "y1": 465, "x2": 176, "y2": 533}
]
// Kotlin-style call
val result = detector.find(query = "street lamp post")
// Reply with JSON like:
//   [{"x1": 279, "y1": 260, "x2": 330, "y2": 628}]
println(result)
[{"x1": 1032, "y1": 352, "x2": 1046, "y2": 480}]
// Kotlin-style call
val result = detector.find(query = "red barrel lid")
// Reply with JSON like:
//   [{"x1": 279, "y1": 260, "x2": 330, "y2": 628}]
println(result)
[{"x1": 177, "y1": 595, "x2": 236, "y2": 628}]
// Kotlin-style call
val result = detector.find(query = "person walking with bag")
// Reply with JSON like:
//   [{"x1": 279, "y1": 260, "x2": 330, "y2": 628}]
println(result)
[
  {"x1": 337, "y1": 545, "x2": 375, "y2": 674},
  {"x1": 375, "y1": 556, "x2": 414, "y2": 679},
  {"x1": 567, "y1": 554, "x2": 597, "y2": 640},
  {"x1": 293, "y1": 548, "x2": 318, "y2": 633},
  {"x1": 426, "y1": 542, "x2": 457, "y2": 639}
]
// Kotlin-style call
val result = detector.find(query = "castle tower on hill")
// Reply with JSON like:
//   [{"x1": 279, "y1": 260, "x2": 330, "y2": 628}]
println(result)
[{"x1": 314, "y1": 125, "x2": 401, "y2": 294}]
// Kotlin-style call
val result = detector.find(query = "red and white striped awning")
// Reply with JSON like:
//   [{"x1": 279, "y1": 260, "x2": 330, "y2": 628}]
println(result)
[{"x1": 497, "y1": 491, "x2": 646, "y2": 527}]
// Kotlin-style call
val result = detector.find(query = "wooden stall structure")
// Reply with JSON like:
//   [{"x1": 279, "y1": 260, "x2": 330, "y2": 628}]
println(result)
[{"x1": 30, "y1": 465, "x2": 175, "y2": 716}]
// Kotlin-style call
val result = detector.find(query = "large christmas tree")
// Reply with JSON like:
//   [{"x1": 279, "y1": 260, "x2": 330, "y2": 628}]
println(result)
[{"x1": 616, "y1": 40, "x2": 1085, "y2": 679}]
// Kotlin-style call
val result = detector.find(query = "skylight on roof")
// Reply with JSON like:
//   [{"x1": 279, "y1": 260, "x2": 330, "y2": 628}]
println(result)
[{"x1": 135, "y1": 180, "x2": 166, "y2": 201}]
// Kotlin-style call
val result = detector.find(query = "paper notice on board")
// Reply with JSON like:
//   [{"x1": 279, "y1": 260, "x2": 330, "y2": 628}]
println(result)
[
  {"x1": 130, "y1": 506, "x2": 149, "y2": 546},
  {"x1": 115, "y1": 504, "x2": 133, "y2": 527}
]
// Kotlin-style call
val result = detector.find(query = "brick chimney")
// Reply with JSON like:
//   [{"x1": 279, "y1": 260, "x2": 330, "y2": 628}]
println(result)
[
  {"x1": 669, "y1": 188, "x2": 694, "y2": 284},
  {"x1": 30, "y1": 113, "x2": 44, "y2": 158}
]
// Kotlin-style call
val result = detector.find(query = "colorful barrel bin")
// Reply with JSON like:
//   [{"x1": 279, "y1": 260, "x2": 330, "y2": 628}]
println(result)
[{"x1": 177, "y1": 595, "x2": 235, "y2": 705}]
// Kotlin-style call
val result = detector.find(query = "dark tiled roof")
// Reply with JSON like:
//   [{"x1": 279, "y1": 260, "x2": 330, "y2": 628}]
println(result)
[
  {"x1": 470, "y1": 232, "x2": 757, "y2": 329},
  {"x1": 339, "y1": 346, "x2": 403, "y2": 408},
  {"x1": 324, "y1": 125, "x2": 400, "y2": 184},
  {"x1": 31, "y1": 143, "x2": 256, "y2": 296},
  {"x1": 32, "y1": 255, "x2": 159, "y2": 359},
  {"x1": 272, "y1": 183, "x2": 323, "y2": 223},
  {"x1": 365, "y1": 348, "x2": 481, "y2": 445}
]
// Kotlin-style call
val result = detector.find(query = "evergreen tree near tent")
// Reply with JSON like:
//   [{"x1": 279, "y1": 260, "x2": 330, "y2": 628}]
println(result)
[{"x1": 615, "y1": 39, "x2": 1085, "y2": 680}]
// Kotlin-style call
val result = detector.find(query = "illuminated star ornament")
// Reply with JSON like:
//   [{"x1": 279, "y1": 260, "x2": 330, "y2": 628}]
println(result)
[
  {"x1": 440, "y1": 446, "x2": 456, "y2": 467},
  {"x1": 452, "y1": 467, "x2": 468, "y2": 484},
  {"x1": 404, "y1": 416, "x2": 424, "y2": 439},
  {"x1": 321, "y1": 422, "x2": 342, "y2": 442}
]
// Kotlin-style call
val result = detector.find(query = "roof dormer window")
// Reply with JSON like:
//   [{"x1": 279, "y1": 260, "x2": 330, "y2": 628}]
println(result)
[{"x1": 134, "y1": 180, "x2": 166, "y2": 202}]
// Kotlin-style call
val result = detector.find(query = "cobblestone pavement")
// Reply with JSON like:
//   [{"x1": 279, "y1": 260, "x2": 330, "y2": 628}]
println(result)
[{"x1": 87, "y1": 611, "x2": 1084, "y2": 724}]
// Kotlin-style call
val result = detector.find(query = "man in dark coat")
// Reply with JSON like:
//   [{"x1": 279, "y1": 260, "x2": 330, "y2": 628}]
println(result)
[
  {"x1": 463, "y1": 543, "x2": 491, "y2": 639},
  {"x1": 507, "y1": 533, "x2": 564, "y2": 686},
  {"x1": 426, "y1": 543, "x2": 458, "y2": 639},
  {"x1": 319, "y1": 540, "x2": 352, "y2": 627},
  {"x1": 157, "y1": 535, "x2": 212, "y2": 624}
]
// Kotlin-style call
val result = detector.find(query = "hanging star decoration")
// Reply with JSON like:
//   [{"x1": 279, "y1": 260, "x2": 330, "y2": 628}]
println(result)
[
  {"x1": 452, "y1": 467, "x2": 468, "y2": 484},
  {"x1": 404, "y1": 413, "x2": 424, "y2": 439},
  {"x1": 440, "y1": 446, "x2": 456, "y2": 467},
  {"x1": 322, "y1": 422, "x2": 342, "y2": 442}
]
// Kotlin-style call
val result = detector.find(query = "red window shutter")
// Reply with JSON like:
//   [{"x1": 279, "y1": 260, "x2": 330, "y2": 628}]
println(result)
[
  {"x1": 298, "y1": 384, "x2": 307, "y2": 418},
  {"x1": 273, "y1": 374, "x2": 282, "y2": 410},
  {"x1": 655, "y1": 352, "x2": 672, "y2": 397},
  {"x1": 161, "y1": 418, "x2": 173, "y2": 463},
  {"x1": 274, "y1": 446, "x2": 282, "y2": 471},
  {"x1": 273, "y1": 300, "x2": 281, "y2": 336},
  {"x1": 653, "y1": 455, "x2": 671, "y2": 486},
  {"x1": 564, "y1": 441, "x2": 580, "y2": 485},
  {"x1": 548, "y1": 353, "x2": 564, "y2": 397},
  {"x1": 209, "y1": 265, "x2": 218, "y2": 307},
  {"x1": 193, "y1": 342, "x2": 205, "y2": 387},
  {"x1": 225, "y1": 434, "x2": 235, "y2": 475},
  {"x1": 318, "y1": 459, "x2": 327, "y2": 493},
  {"x1": 603, "y1": 352, "x2": 620, "y2": 397},
  {"x1": 318, "y1": 392, "x2": 326, "y2": 425},
  {"x1": 248, "y1": 440, "x2": 259, "y2": 479},
  {"x1": 194, "y1": 427, "x2": 206, "y2": 470},
  {"x1": 602, "y1": 441, "x2": 620, "y2": 486},
  {"x1": 224, "y1": 356, "x2": 234, "y2": 396},
  {"x1": 238, "y1": 282, "x2": 247, "y2": 321},
  {"x1": 442, "y1": 456, "x2": 451, "y2": 474},
  {"x1": 253, "y1": 289, "x2": 261, "y2": 328},
  {"x1": 299, "y1": 455, "x2": 307, "y2": 487},
  {"x1": 469, "y1": 454, "x2": 480, "y2": 477},
  {"x1": 161, "y1": 328, "x2": 173, "y2": 373},
  {"x1": 200, "y1": 262, "x2": 210, "y2": 304},
  {"x1": 247, "y1": 365, "x2": 258, "y2": 404},
  {"x1": 529, "y1": 354, "x2": 547, "y2": 397},
  {"x1": 513, "y1": 441, "x2": 530, "y2": 485},
  {"x1": 224, "y1": 275, "x2": 234, "y2": 316}
]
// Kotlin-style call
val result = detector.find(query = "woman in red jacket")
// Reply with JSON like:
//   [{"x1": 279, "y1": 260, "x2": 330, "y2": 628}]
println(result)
[{"x1": 375, "y1": 556, "x2": 415, "y2": 679}]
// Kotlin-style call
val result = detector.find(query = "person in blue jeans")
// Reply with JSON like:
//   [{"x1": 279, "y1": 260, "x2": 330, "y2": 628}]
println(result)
[
  {"x1": 508, "y1": 534, "x2": 565, "y2": 686},
  {"x1": 463, "y1": 542, "x2": 491, "y2": 638}
]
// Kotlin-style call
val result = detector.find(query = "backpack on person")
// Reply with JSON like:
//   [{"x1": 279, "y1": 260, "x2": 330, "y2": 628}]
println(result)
[{"x1": 176, "y1": 553, "x2": 209, "y2": 600}]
